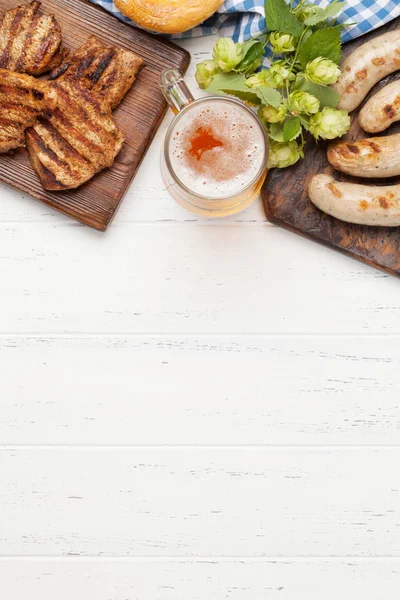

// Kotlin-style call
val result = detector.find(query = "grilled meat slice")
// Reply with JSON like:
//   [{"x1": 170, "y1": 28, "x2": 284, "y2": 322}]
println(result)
[
  {"x1": 49, "y1": 35, "x2": 144, "y2": 109},
  {"x1": 0, "y1": 68, "x2": 57, "y2": 153},
  {"x1": 0, "y1": 1, "x2": 67, "y2": 76},
  {"x1": 26, "y1": 78, "x2": 125, "y2": 190}
]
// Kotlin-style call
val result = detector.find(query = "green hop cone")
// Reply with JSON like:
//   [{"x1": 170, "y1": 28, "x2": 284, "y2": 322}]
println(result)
[
  {"x1": 268, "y1": 140, "x2": 304, "y2": 169},
  {"x1": 288, "y1": 91, "x2": 320, "y2": 116},
  {"x1": 269, "y1": 32, "x2": 296, "y2": 54},
  {"x1": 246, "y1": 70, "x2": 271, "y2": 89},
  {"x1": 309, "y1": 107, "x2": 351, "y2": 140},
  {"x1": 267, "y1": 60, "x2": 296, "y2": 88},
  {"x1": 305, "y1": 57, "x2": 341, "y2": 85},
  {"x1": 213, "y1": 38, "x2": 244, "y2": 72},
  {"x1": 259, "y1": 103, "x2": 287, "y2": 124},
  {"x1": 195, "y1": 60, "x2": 219, "y2": 89}
]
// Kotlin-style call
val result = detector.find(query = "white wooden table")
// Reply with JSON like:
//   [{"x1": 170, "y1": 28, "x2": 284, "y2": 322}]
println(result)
[{"x1": 1, "y1": 35, "x2": 400, "y2": 598}]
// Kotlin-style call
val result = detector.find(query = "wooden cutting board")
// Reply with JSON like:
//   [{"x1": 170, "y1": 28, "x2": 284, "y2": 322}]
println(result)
[
  {"x1": 0, "y1": 0, "x2": 190, "y2": 230},
  {"x1": 262, "y1": 17, "x2": 400, "y2": 277}
]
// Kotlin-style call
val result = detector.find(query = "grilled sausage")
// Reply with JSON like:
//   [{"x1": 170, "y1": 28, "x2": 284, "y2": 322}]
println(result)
[
  {"x1": 327, "y1": 133, "x2": 400, "y2": 178},
  {"x1": 359, "y1": 80, "x2": 400, "y2": 133},
  {"x1": 334, "y1": 30, "x2": 400, "y2": 112},
  {"x1": 308, "y1": 174, "x2": 400, "y2": 226}
]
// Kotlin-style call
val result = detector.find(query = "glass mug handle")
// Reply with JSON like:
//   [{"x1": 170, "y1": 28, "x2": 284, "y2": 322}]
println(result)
[{"x1": 159, "y1": 69, "x2": 195, "y2": 115}]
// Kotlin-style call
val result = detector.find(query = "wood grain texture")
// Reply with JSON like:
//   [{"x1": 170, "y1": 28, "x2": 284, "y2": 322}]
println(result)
[
  {"x1": 1, "y1": 33, "x2": 400, "y2": 595},
  {"x1": 1, "y1": 559, "x2": 399, "y2": 600},
  {"x1": 1, "y1": 222, "x2": 400, "y2": 334},
  {"x1": 0, "y1": 0, "x2": 190, "y2": 230},
  {"x1": 262, "y1": 17, "x2": 400, "y2": 277},
  {"x1": 1, "y1": 222, "x2": 399, "y2": 334},
  {"x1": 1, "y1": 39, "x2": 270, "y2": 225},
  {"x1": 1, "y1": 336, "x2": 399, "y2": 445},
  {"x1": 1, "y1": 448, "x2": 400, "y2": 556}
]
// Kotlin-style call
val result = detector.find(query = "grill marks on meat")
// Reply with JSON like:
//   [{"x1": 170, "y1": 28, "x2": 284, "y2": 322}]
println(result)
[
  {"x1": 26, "y1": 79, "x2": 125, "y2": 190},
  {"x1": 0, "y1": 1, "x2": 67, "y2": 75},
  {"x1": 26, "y1": 35, "x2": 145, "y2": 190},
  {"x1": 0, "y1": 11, "x2": 145, "y2": 190},
  {"x1": 0, "y1": 68, "x2": 57, "y2": 153},
  {"x1": 49, "y1": 35, "x2": 144, "y2": 109}
]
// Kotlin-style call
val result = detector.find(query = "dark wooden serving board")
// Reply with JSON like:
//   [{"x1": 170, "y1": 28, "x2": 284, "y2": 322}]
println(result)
[
  {"x1": 262, "y1": 17, "x2": 400, "y2": 277},
  {"x1": 0, "y1": 0, "x2": 190, "y2": 230}
]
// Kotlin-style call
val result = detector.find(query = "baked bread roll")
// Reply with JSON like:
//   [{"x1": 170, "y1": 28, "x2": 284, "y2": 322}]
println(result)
[{"x1": 114, "y1": 0, "x2": 224, "y2": 34}]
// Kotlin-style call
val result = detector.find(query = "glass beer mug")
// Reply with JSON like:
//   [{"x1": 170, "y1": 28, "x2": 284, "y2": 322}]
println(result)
[{"x1": 160, "y1": 69, "x2": 269, "y2": 217}]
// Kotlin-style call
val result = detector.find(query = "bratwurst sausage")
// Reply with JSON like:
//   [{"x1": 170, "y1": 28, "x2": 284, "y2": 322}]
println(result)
[
  {"x1": 308, "y1": 174, "x2": 400, "y2": 226},
  {"x1": 327, "y1": 133, "x2": 400, "y2": 178},
  {"x1": 334, "y1": 30, "x2": 400, "y2": 113},
  {"x1": 359, "y1": 79, "x2": 400, "y2": 132}
]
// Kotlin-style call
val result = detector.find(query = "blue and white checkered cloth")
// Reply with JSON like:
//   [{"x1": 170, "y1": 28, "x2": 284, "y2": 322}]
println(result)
[{"x1": 90, "y1": 0, "x2": 400, "y2": 43}]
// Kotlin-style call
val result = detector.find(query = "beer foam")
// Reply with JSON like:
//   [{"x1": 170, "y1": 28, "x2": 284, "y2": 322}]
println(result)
[{"x1": 169, "y1": 100, "x2": 266, "y2": 199}]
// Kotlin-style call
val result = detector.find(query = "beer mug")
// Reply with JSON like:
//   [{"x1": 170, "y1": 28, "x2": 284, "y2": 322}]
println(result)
[{"x1": 160, "y1": 69, "x2": 269, "y2": 217}]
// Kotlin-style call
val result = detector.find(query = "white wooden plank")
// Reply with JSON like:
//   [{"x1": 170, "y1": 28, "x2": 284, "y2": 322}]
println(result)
[
  {"x1": 0, "y1": 223, "x2": 397, "y2": 334},
  {"x1": 0, "y1": 159, "x2": 267, "y2": 225},
  {"x1": 1, "y1": 448, "x2": 399, "y2": 556},
  {"x1": 1, "y1": 336, "x2": 399, "y2": 445},
  {"x1": 0, "y1": 559, "x2": 399, "y2": 600}
]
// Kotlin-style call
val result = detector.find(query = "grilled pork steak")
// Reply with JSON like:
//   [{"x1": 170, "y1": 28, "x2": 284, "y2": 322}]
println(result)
[
  {"x1": 49, "y1": 35, "x2": 144, "y2": 109},
  {"x1": 0, "y1": 1, "x2": 67, "y2": 76},
  {"x1": 0, "y1": 68, "x2": 57, "y2": 153},
  {"x1": 27, "y1": 35, "x2": 145, "y2": 190},
  {"x1": 26, "y1": 78, "x2": 125, "y2": 190}
]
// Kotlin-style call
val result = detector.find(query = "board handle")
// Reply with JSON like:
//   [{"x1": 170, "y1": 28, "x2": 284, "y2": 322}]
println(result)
[{"x1": 160, "y1": 69, "x2": 195, "y2": 115}]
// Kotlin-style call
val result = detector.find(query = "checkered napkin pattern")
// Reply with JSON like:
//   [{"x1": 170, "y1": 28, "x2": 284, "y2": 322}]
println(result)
[{"x1": 90, "y1": 0, "x2": 400, "y2": 43}]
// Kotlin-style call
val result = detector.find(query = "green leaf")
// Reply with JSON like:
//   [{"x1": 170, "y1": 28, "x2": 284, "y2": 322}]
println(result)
[
  {"x1": 242, "y1": 38, "x2": 264, "y2": 54},
  {"x1": 268, "y1": 123, "x2": 285, "y2": 142},
  {"x1": 304, "y1": 1, "x2": 345, "y2": 26},
  {"x1": 207, "y1": 72, "x2": 261, "y2": 104},
  {"x1": 255, "y1": 86, "x2": 282, "y2": 108},
  {"x1": 294, "y1": 75, "x2": 340, "y2": 108},
  {"x1": 227, "y1": 91, "x2": 262, "y2": 104},
  {"x1": 301, "y1": 29, "x2": 313, "y2": 44},
  {"x1": 298, "y1": 114, "x2": 311, "y2": 131},
  {"x1": 235, "y1": 41, "x2": 264, "y2": 73},
  {"x1": 207, "y1": 72, "x2": 248, "y2": 93},
  {"x1": 298, "y1": 25, "x2": 342, "y2": 67},
  {"x1": 282, "y1": 116, "x2": 302, "y2": 142},
  {"x1": 265, "y1": 0, "x2": 303, "y2": 37}
]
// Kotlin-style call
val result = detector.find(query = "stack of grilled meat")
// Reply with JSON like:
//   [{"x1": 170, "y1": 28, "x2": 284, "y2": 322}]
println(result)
[{"x1": 0, "y1": 1, "x2": 144, "y2": 190}]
